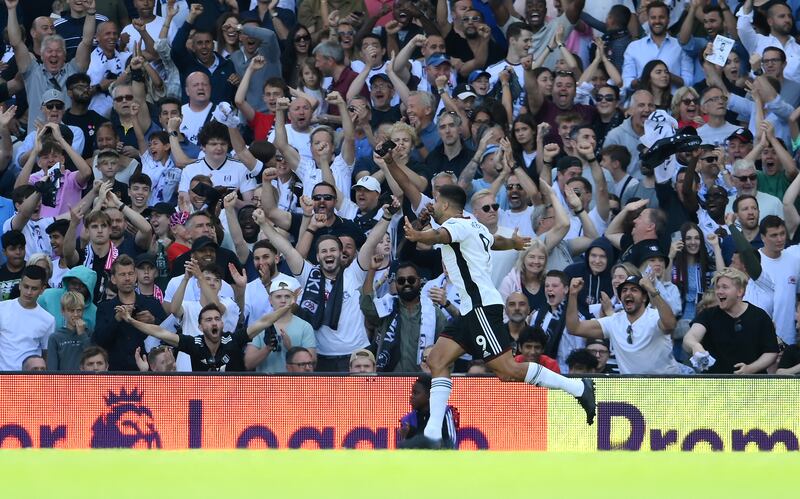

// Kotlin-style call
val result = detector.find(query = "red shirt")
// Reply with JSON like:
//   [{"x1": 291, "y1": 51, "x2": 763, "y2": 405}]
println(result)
[
  {"x1": 250, "y1": 112, "x2": 276, "y2": 141},
  {"x1": 327, "y1": 66, "x2": 370, "y2": 116},
  {"x1": 515, "y1": 354, "x2": 561, "y2": 373}
]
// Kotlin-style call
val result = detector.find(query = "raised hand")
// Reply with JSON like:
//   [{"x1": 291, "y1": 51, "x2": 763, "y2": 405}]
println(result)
[
  {"x1": 252, "y1": 208, "x2": 267, "y2": 226},
  {"x1": 250, "y1": 55, "x2": 266, "y2": 70},
  {"x1": 276, "y1": 97, "x2": 290, "y2": 111},
  {"x1": 188, "y1": 2, "x2": 204, "y2": 23},
  {"x1": 510, "y1": 228, "x2": 531, "y2": 250},
  {"x1": 569, "y1": 277, "x2": 584, "y2": 296},
  {"x1": 325, "y1": 90, "x2": 345, "y2": 106},
  {"x1": 223, "y1": 189, "x2": 238, "y2": 209},
  {"x1": 228, "y1": 262, "x2": 248, "y2": 289},
  {"x1": 299, "y1": 195, "x2": 314, "y2": 216},
  {"x1": 134, "y1": 347, "x2": 150, "y2": 372},
  {"x1": 564, "y1": 186, "x2": 583, "y2": 212},
  {"x1": 167, "y1": 116, "x2": 182, "y2": 133},
  {"x1": 542, "y1": 142, "x2": 560, "y2": 162},
  {"x1": 403, "y1": 216, "x2": 423, "y2": 242},
  {"x1": 369, "y1": 254, "x2": 383, "y2": 271},
  {"x1": 385, "y1": 20, "x2": 401, "y2": 35},
  {"x1": 428, "y1": 286, "x2": 447, "y2": 306}
]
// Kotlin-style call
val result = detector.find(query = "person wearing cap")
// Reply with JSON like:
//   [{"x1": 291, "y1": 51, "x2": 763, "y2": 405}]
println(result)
[
  {"x1": 336, "y1": 176, "x2": 385, "y2": 232},
  {"x1": 567, "y1": 272, "x2": 684, "y2": 374},
  {"x1": 635, "y1": 245, "x2": 682, "y2": 317},
  {"x1": 245, "y1": 275, "x2": 316, "y2": 373},
  {"x1": 6, "y1": 0, "x2": 95, "y2": 128},
  {"x1": 468, "y1": 70, "x2": 491, "y2": 96},
  {"x1": 134, "y1": 253, "x2": 163, "y2": 303},
  {"x1": 63, "y1": 72, "x2": 110, "y2": 158},
  {"x1": 367, "y1": 73, "x2": 401, "y2": 127},
  {"x1": 726, "y1": 127, "x2": 754, "y2": 163},
  {"x1": 349, "y1": 348, "x2": 377, "y2": 373},
  {"x1": 252, "y1": 197, "x2": 395, "y2": 372},
  {"x1": 485, "y1": 23, "x2": 535, "y2": 117},
  {"x1": 147, "y1": 202, "x2": 175, "y2": 249},
  {"x1": 15, "y1": 89, "x2": 86, "y2": 172},
  {"x1": 425, "y1": 112, "x2": 476, "y2": 179},
  {"x1": 683, "y1": 267, "x2": 779, "y2": 374}
]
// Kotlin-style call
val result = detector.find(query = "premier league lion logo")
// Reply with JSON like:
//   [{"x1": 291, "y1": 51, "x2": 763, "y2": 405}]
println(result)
[{"x1": 90, "y1": 388, "x2": 162, "y2": 448}]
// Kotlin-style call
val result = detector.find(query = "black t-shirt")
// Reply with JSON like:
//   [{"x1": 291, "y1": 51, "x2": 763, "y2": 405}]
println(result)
[
  {"x1": 444, "y1": 31, "x2": 505, "y2": 79},
  {"x1": 619, "y1": 236, "x2": 667, "y2": 267},
  {"x1": 692, "y1": 303, "x2": 779, "y2": 374},
  {"x1": 177, "y1": 329, "x2": 249, "y2": 371},
  {"x1": 425, "y1": 142, "x2": 476, "y2": 178},
  {"x1": 288, "y1": 214, "x2": 365, "y2": 264},
  {"x1": 63, "y1": 110, "x2": 109, "y2": 157},
  {"x1": 0, "y1": 264, "x2": 23, "y2": 301},
  {"x1": 778, "y1": 344, "x2": 800, "y2": 370},
  {"x1": 371, "y1": 105, "x2": 403, "y2": 128}
]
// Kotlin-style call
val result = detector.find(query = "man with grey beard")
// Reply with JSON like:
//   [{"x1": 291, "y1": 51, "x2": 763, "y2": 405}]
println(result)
[{"x1": 505, "y1": 292, "x2": 531, "y2": 349}]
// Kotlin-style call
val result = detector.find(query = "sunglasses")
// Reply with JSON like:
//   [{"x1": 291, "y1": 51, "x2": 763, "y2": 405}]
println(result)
[
  {"x1": 395, "y1": 276, "x2": 418, "y2": 286},
  {"x1": 312, "y1": 194, "x2": 335, "y2": 201},
  {"x1": 481, "y1": 203, "x2": 500, "y2": 213},
  {"x1": 681, "y1": 98, "x2": 700, "y2": 105},
  {"x1": 461, "y1": 16, "x2": 481, "y2": 22},
  {"x1": 114, "y1": 94, "x2": 134, "y2": 102},
  {"x1": 734, "y1": 174, "x2": 757, "y2": 182},
  {"x1": 44, "y1": 101, "x2": 65, "y2": 110},
  {"x1": 506, "y1": 183, "x2": 523, "y2": 191},
  {"x1": 295, "y1": 35, "x2": 311, "y2": 42},
  {"x1": 626, "y1": 324, "x2": 633, "y2": 344},
  {"x1": 595, "y1": 94, "x2": 616, "y2": 102}
]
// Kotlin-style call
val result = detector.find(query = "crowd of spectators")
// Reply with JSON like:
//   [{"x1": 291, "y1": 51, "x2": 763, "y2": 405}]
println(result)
[{"x1": 1, "y1": 0, "x2": 799, "y2": 376}]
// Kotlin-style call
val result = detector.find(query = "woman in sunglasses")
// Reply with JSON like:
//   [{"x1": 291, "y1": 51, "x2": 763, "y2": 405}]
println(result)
[
  {"x1": 281, "y1": 25, "x2": 315, "y2": 87},
  {"x1": 590, "y1": 84, "x2": 624, "y2": 149},
  {"x1": 671, "y1": 86, "x2": 705, "y2": 129}
]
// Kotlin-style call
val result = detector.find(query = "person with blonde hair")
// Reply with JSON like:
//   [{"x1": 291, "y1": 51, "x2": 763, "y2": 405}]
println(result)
[
  {"x1": 670, "y1": 87, "x2": 704, "y2": 129},
  {"x1": 46, "y1": 291, "x2": 92, "y2": 371},
  {"x1": 499, "y1": 240, "x2": 548, "y2": 309},
  {"x1": 683, "y1": 267, "x2": 779, "y2": 374},
  {"x1": 26, "y1": 253, "x2": 53, "y2": 289}
]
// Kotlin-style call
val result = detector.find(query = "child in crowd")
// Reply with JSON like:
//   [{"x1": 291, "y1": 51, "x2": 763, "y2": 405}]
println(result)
[
  {"x1": 398, "y1": 375, "x2": 459, "y2": 449},
  {"x1": 46, "y1": 291, "x2": 92, "y2": 371}
]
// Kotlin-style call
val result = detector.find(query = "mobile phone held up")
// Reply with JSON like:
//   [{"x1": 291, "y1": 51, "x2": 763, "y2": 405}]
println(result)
[{"x1": 376, "y1": 139, "x2": 397, "y2": 158}]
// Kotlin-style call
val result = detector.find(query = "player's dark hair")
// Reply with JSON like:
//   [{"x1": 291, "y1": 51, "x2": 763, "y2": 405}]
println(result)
[
  {"x1": 759, "y1": 214, "x2": 786, "y2": 235},
  {"x1": 312, "y1": 181, "x2": 338, "y2": 198},
  {"x1": 566, "y1": 348, "x2": 599, "y2": 371},
  {"x1": 518, "y1": 326, "x2": 548, "y2": 347},
  {"x1": 129, "y1": 172, "x2": 152, "y2": 188},
  {"x1": 2, "y1": 229, "x2": 25, "y2": 249},
  {"x1": 395, "y1": 261, "x2": 421, "y2": 277},
  {"x1": 158, "y1": 96, "x2": 182, "y2": 111},
  {"x1": 646, "y1": 0, "x2": 668, "y2": 15},
  {"x1": 197, "y1": 121, "x2": 230, "y2": 148},
  {"x1": 316, "y1": 234, "x2": 343, "y2": 253},
  {"x1": 733, "y1": 194, "x2": 759, "y2": 213},
  {"x1": 148, "y1": 130, "x2": 170, "y2": 145},
  {"x1": 66, "y1": 72, "x2": 91, "y2": 88},
  {"x1": 763, "y1": 46, "x2": 787, "y2": 63},
  {"x1": 22, "y1": 265, "x2": 48, "y2": 286},
  {"x1": 506, "y1": 22, "x2": 532, "y2": 41},
  {"x1": 11, "y1": 184, "x2": 36, "y2": 205},
  {"x1": 601, "y1": 144, "x2": 631, "y2": 169},
  {"x1": 608, "y1": 5, "x2": 631, "y2": 27},
  {"x1": 46, "y1": 219, "x2": 70, "y2": 237},
  {"x1": 438, "y1": 184, "x2": 467, "y2": 211},
  {"x1": 253, "y1": 240, "x2": 278, "y2": 254}
]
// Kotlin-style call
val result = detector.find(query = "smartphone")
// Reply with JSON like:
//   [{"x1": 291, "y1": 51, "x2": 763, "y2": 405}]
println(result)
[
  {"x1": 671, "y1": 231, "x2": 682, "y2": 243},
  {"x1": 376, "y1": 139, "x2": 397, "y2": 157}
]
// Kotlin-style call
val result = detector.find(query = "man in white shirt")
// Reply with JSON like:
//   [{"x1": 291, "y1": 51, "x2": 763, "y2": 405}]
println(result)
[
  {"x1": 178, "y1": 121, "x2": 257, "y2": 206},
  {"x1": 0, "y1": 266, "x2": 55, "y2": 371},
  {"x1": 180, "y1": 72, "x2": 216, "y2": 146},
  {"x1": 267, "y1": 96, "x2": 316, "y2": 163},
  {"x1": 121, "y1": 0, "x2": 166, "y2": 50},
  {"x1": 758, "y1": 216, "x2": 800, "y2": 344},
  {"x1": 737, "y1": 0, "x2": 800, "y2": 82},
  {"x1": 622, "y1": 1, "x2": 693, "y2": 90},
  {"x1": 566, "y1": 274, "x2": 684, "y2": 374},
  {"x1": 252, "y1": 199, "x2": 395, "y2": 372},
  {"x1": 87, "y1": 22, "x2": 131, "y2": 118}
]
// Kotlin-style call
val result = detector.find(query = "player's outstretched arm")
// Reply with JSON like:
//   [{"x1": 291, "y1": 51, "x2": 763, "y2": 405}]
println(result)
[
  {"x1": 403, "y1": 217, "x2": 452, "y2": 246},
  {"x1": 246, "y1": 304, "x2": 293, "y2": 339},
  {"x1": 565, "y1": 278, "x2": 604, "y2": 339},
  {"x1": 118, "y1": 306, "x2": 180, "y2": 347}
]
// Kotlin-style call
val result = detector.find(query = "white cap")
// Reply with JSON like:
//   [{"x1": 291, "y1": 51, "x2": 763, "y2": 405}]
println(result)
[
  {"x1": 351, "y1": 175, "x2": 381, "y2": 193},
  {"x1": 269, "y1": 275, "x2": 301, "y2": 294}
]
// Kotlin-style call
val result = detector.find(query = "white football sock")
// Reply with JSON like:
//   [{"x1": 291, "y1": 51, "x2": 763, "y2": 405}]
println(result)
[
  {"x1": 423, "y1": 377, "x2": 452, "y2": 441},
  {"x1": 524, "y1": 362, "x2": 584, "y2": 397}
]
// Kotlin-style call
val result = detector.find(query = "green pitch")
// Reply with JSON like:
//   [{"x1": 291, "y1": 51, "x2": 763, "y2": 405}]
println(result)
[{"x1": 1, "y1": 450, "x2": 795, "y2": 498}]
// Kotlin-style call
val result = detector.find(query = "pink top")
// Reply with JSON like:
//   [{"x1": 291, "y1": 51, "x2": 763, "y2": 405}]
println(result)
[
  {"x1": 29, "y1": 169, "x2": 88, "y2": 218},
  {"x1": 364, "y1": 0, "x2": 394, "y2": 27}
]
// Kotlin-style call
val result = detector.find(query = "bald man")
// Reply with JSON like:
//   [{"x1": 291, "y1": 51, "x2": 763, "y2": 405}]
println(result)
[
  {"x1": 29, "y1": 17, "x2": 55, "y2": 59},
  {"x1": 506, "y1": 292, "x2": 532, "y2": 345},
  {"x1": 603, "y1": 90, "x2": 656, "y2": 176},
  {"x1": 180, "y1": 72, "x2": 215, "y2": 146}
]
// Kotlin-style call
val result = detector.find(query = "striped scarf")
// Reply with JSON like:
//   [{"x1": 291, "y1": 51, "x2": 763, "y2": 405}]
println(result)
[{"x1": 84, "y1": 241, "x2": 118, "y2": 271}]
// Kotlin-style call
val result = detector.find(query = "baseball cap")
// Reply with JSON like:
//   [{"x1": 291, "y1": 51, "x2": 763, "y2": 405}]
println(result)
[
  {"x1": 349, "y1": 348, "x2": 376, "y2": 366},
  {"x1": 616, "y1": 275, "x2": 647, "y2": 298},
  {"x1": 425, "y1": 53, "x2": 451, "y2": 67},
  {"x1": 191, "y1": 236, "x2": 219, "y2": 252},
  {"x1": 453, "y1": 83, "x2": 477, "y2": 100},
  {"x1": 143, "y1": 202, "x2": 175, "y2": 218},
  {"x1": 635, "y1": 244, "x2": 669, "y2": 267},
  {"x1": 134, "y1": 253, "x2": 157, "y2": 268},
  {"x1": 727, "y1": 128, "x2": 754, "y2": 144},
  {"x1": 269, "y1": 275, "x2": 301, "y2": 294},
  {"x1": 468, "y1": 70, "x2": 490, "y2": 84},
  {"x1": 41, "y1": 89, "x2": 65, "y2": 104},
  {"x1": 480, "y1": 144, "x2": 500, "y2": 162},
  {"x1": 556, "y1": 155, "x2": 582, "y2": 171},
  {"x1": 369, "y1": 73, "x2": 393, "y2": 86},
  {"x1": 351, "y1": 175, "x2": 381, "y2": 193}
]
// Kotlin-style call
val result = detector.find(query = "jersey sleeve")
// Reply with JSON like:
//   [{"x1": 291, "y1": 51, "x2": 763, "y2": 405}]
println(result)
[{"x1": 441, "y1": 218, "x2": 471, "y2": 243}]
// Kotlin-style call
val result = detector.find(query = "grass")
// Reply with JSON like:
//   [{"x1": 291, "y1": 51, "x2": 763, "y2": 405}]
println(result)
[{"x1": 0, "y1": 450, "x2": 796, "y2": 498}]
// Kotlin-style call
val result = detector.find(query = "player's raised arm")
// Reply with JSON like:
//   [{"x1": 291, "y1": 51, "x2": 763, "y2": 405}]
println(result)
[{"x1": 403, "y1": 217, "x2": 452, "y2": 246}]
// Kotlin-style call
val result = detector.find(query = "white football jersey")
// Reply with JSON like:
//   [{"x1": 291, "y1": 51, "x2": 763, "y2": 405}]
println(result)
[{"x1": 436, "y1": 217, "x2": 503, "y2": 315}]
